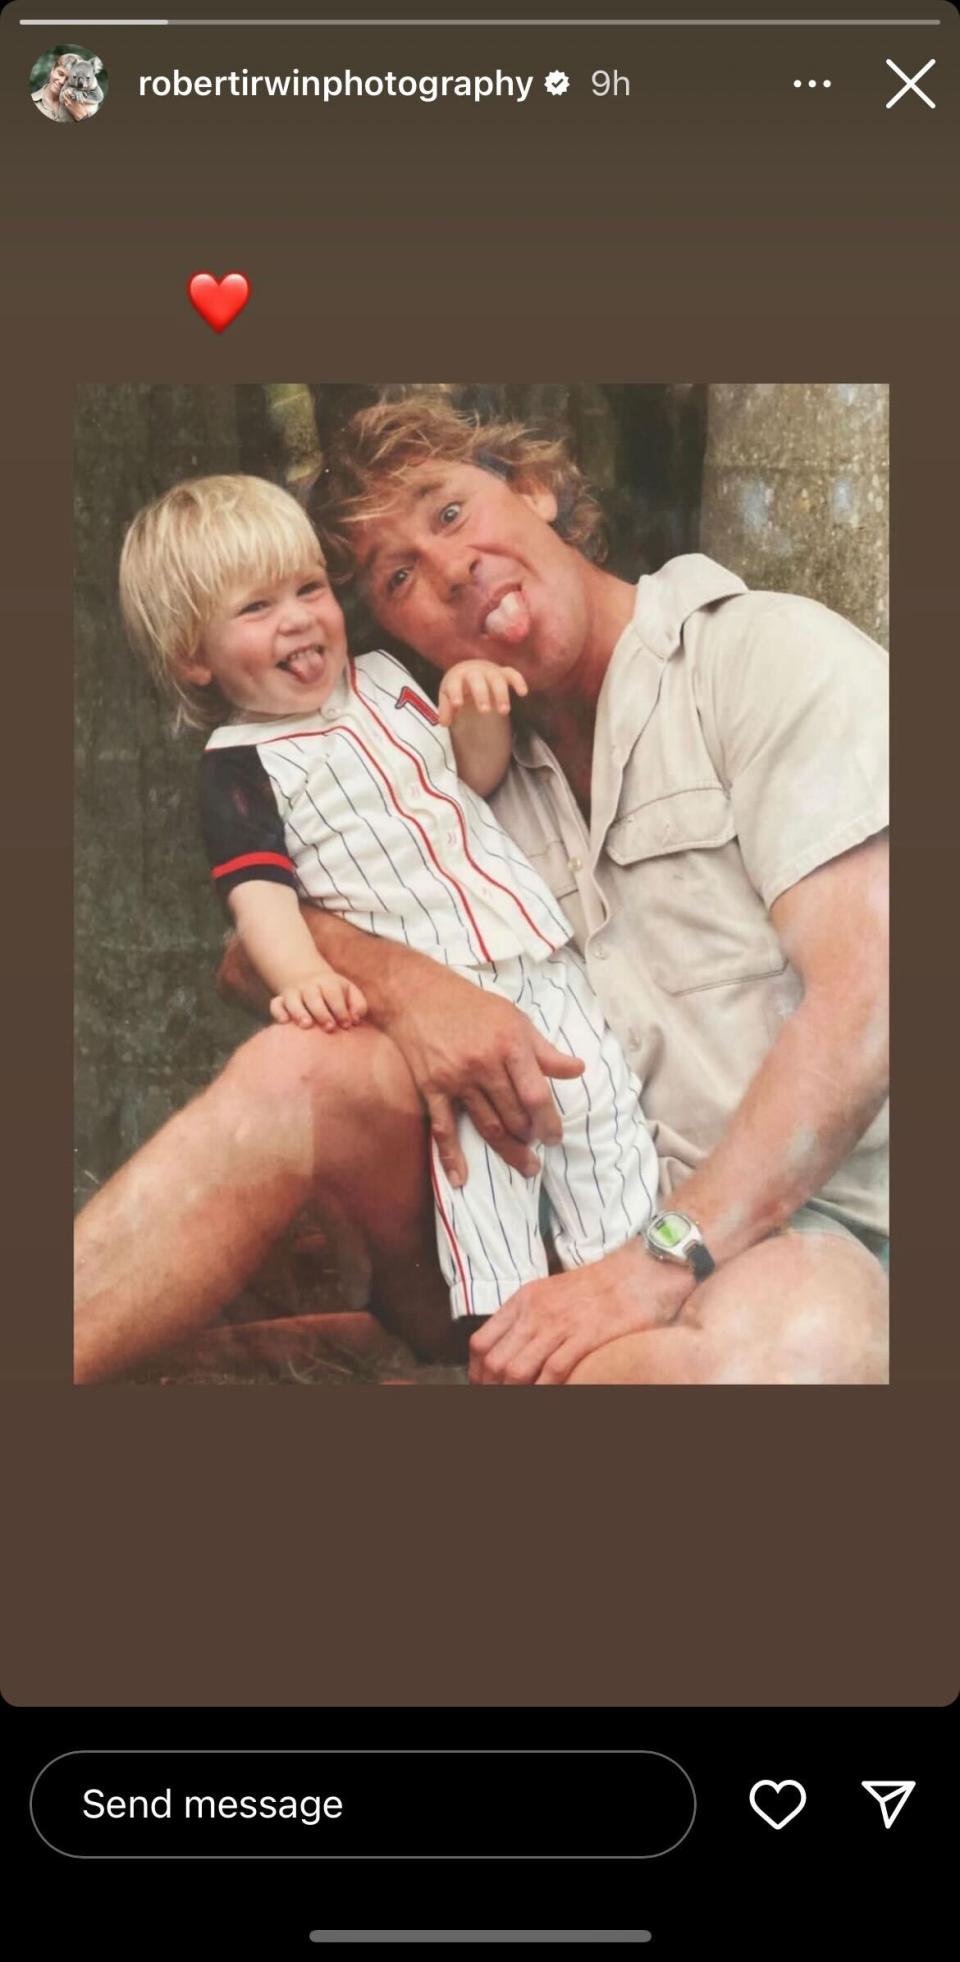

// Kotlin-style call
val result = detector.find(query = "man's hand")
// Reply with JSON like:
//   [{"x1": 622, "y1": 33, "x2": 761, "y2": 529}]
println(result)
[
  {"x1": 380, "y1": 963, "x2": 585, "y2": 1185},
  {"x1": 217, "y1": 910, "x2": 585, "y2": 1182},
  {"x1": 468, "y1": 1244, "x2": 694, "y2": 1385}
]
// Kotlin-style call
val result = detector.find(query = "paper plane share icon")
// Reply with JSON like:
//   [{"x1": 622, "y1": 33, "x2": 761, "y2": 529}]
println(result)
[{"x1": 862, "y1": 1780, "x2": 916, "y2": 1828}]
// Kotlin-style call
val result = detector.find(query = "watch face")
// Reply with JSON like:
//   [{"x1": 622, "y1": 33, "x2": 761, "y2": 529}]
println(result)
[{"x1": 650, "y1": 1211, "x2": 690, "y2": 1252}]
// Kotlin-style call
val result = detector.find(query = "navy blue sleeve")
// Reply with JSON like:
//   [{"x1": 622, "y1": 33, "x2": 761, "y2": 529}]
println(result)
[{"x1": 198, "y1": 746, "x2": 299, "y2": 901}]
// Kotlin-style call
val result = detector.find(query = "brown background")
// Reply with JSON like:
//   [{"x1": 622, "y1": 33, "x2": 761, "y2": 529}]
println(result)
[{"x1": 1, "y1": 1, "x2": 957, "y2": 1706}]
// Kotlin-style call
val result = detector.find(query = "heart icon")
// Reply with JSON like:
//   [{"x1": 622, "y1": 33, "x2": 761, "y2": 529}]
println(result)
[
  {"x1": 749, "y1": 1779, "x2": 807, "y2": 1830},
  {"x1": 188, "y1": 272, "x2": 250, "y2": 333}
]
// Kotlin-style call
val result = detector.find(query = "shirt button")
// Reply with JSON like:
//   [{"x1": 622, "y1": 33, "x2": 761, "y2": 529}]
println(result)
[
  {"x1": 594, "y1": 945, "x2": 609, "y2": 962},
  {"x1": 568, "y1": 856, "x2": 582, "y2": 874}
]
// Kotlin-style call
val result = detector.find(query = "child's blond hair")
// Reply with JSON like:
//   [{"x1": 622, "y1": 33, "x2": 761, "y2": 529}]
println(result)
[{"x1": 119, "y1": 473, "x2": 323, "y2": 731}]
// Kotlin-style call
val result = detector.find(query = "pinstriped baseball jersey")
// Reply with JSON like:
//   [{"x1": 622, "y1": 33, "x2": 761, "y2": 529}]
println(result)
[
  {"x1": 200, "y1": 649, "x2": 571, "y2": 968},
  {"x1": 199, "y1": 649, "x2": 658, "y2": 1320}
]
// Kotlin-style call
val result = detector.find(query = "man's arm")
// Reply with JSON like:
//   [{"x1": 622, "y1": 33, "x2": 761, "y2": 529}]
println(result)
[
  {"x1": 218, "y1": 907, "x2": 585, "y2": 1185},
  {"x1": 663, "y1": 831, "x2": 888, "y2": 1253},
  {"x1": 469, "y1": 833, "x2": 889, "y2": 1384}
]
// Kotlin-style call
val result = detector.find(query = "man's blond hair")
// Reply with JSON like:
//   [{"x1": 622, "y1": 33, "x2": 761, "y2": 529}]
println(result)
[
  {"x1": 317, "y1": 395, "x2": 606, "y2": 585},
  {"x1": 119, "y1": 473, "x2": 322, "y2": 731}
]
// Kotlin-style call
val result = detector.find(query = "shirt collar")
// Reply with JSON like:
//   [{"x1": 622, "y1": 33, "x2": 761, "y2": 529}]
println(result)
[
  {"x1": 628, "y1": 552, "x2": 747, "y2": 663},
  {"x1": 510, "y1": 554, "x2": 747, "y2": 771},
  {"x1": 206, "y1": 668, "x2": 354, "y2": 749}
]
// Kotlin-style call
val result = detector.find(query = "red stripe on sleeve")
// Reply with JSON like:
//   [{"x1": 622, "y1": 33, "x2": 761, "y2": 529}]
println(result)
[{"x1": 211, "y1": 851, "x2": 295, "y2": 880}]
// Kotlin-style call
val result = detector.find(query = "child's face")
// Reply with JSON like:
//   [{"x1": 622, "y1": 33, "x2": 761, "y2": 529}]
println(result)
[{"x1": 190, "y1": 560, "x2": 349, "y2": 718}]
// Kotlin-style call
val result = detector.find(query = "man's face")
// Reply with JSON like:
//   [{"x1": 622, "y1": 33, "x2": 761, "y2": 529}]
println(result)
[
  {"x1": 356, "y1": 461, "x2": 592, "y2": 691},
  {"x1": 188, "y1": 561, "x2": 349, "y2": 720},
  {"x1": 46, "y1": 62, "x2": 67, "y2": 98}
]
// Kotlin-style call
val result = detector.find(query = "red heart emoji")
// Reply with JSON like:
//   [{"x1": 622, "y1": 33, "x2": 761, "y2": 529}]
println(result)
[{"x1": 188, "y1": 272, "x2": 250, "y2": 333}]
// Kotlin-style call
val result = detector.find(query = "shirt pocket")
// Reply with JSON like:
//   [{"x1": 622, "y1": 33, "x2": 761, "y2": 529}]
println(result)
[
  {"x1": 604, "y1": 786, "x2": 788, "y2": 995},
  {"x1": 521, "y1": 835, "x2": 580, "y2": 900}
]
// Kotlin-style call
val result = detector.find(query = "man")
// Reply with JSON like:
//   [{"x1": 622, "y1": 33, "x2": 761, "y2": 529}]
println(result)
[
  {"x1": 31, "y1": 55, "x2": 94, "y2": 122},
  {"x1": 75, "y1": 396, "x2": 888, "y2": 1386}
]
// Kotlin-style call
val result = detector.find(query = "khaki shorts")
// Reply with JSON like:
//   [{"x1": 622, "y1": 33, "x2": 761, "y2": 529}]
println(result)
[{"x1": 785, "y1": 1203, "x2": 890, "y2": 1275}]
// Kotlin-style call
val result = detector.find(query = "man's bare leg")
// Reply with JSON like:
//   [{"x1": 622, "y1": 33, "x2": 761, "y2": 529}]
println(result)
[
  {"x1": 75, "y1": 1024, "x2": 450, "y2": 1384},
  {"x1": 566, "y1": 1229, "x2": 888, "y2": 1385}
]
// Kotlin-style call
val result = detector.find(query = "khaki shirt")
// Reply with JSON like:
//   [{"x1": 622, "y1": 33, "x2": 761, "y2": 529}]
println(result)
[
  {"x1": 489, "y1": 554, "x2": 889, "y2": 1235},
  {"x1": 32, "y1": 88, "x2": 71, "y2": 121}
]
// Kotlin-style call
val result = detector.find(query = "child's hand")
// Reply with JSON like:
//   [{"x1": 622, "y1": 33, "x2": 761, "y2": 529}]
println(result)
[
  {"x1": 437, "y1": 660, "x2": 528, "y2": 727},
  {"x1": 270, "y1": 969, "x2": 368, "y2": 1032}
]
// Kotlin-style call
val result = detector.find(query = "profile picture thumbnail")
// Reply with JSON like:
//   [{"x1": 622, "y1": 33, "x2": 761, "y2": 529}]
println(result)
[{"x1": 29, "y1": 45, "x2": 108, "y2": 125}]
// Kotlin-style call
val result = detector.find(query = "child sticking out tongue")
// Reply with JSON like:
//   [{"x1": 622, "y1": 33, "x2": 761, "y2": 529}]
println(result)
[{"x1": 281, "y1": 647, "x2": 327, "y2": 684}]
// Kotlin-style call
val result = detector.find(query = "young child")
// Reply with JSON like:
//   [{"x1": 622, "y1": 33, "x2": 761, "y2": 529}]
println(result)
[{"x1": 120, "y1": 474, "x2": 659, "y2": 1324}]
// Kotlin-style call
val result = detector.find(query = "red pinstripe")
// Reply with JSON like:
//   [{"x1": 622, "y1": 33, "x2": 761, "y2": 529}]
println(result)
[
  {"x1": 235, "y1": 715, "x2": 493, "y2": 961},
  {"x1": 430, "y1": 1142, "x2": 473, "y2": 1316},
  {"x1": 351, "y1": 668, "x2": 559, "y2": 954}
]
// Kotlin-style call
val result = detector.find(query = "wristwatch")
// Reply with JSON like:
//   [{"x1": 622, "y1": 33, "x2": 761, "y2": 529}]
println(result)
[{"x1": 643, "y1": 1210, "x2": 717, "y2": 1283}]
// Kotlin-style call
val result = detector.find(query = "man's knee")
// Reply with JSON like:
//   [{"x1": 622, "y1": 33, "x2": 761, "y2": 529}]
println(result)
[
  {"x1": 219, "y1": 1022, "x2": 422, "y2": 1129},
  {"x1": 568, "y1": 1231, "x2": 887, "y2": 1387},
  {"x1": 779, "y1": 1228, "x2": 888, "y2": 1382},
  {"x1": 690, "y1": 1230, "x2": 888, "y2": 1384}
]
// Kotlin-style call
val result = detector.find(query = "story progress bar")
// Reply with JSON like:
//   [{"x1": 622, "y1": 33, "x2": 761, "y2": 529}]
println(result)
[{"x1": 308, "y1": 1937, "x2": 654, "y2": 1947}]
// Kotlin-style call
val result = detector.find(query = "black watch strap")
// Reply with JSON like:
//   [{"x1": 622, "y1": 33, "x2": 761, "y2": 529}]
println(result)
[{"x1": 688, "y1": 1242, "x2": 716, "y2": 1282}]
